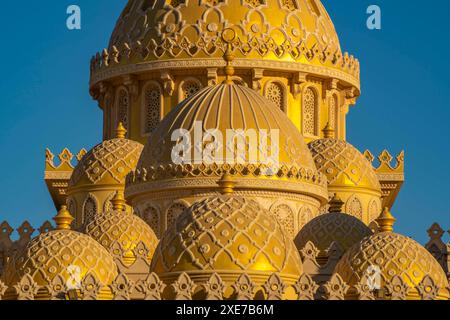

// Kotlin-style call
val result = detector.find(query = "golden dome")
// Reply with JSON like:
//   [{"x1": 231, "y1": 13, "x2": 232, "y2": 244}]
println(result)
[
  {"x1": 126, "y1": 82, "x2": 328, "y2": 202},
  {"x1": 334, "y1": 232, "x2": 449, "y2": 299},
  {"x1": 101, "y1": 0, "x2": 346, "y2": 70},
  {"x1": 84, "y1": 208, "x2": 158, "y2": 266},
  {"x1": 294, "y1": 212, "x2": 373, "y2": 253},
  {"x1": 151, "y1": 195, "x2": 303, "y2": 284},
  {"x1": 3, "y1": 229, "x2": 118, "y2": 291},
  {"x1": 308, "y1": 138, "x2": 381, "y2": 191},
  {"x1": 68, "y1": 127, "x2": 143, "y2": 191}
]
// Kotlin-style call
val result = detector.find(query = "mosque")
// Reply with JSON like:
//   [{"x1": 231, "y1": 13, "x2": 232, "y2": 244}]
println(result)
[{"x1": 0, "y1": 0, "x2": 449, "y2": 300}]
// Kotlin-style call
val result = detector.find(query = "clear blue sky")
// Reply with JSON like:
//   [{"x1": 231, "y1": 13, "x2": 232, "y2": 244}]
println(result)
[{"x1": 0, "y1": 1, "x2": 448, "y2": 244}]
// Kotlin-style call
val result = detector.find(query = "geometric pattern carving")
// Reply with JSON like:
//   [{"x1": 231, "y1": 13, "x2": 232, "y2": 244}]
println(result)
[
  {"x1": 83, "y1": 195, "x2": 98, "y2": 224},
  {"x1": 386, "y1": 275, "x2": 409, "y2": 300},
  {"x1": 334, "y1": 232, "x2": 449, "y2": 297},
  {"x1": 293, "y1": 273, "x2": 319, "y2": 300},
  {"x1": 166, "y1": 202, "x2": 188, "y2": 229},
  {"x1": 295, "y1": 212, "x2": 372, "y2": 252},
  {"x1": 143, "y1": 84, "x2": 162, "y2": 134},
  {"x1": 69, "y1": 137, "x2": 143, "y2": 187},
  {"x1": 180, "y1": 79, "x2": 202, "y2": 101},
  {"x1": 172, "y1": 273, "x2": 196, "y2": 300},
  {"x1": 3, "y1": 229, "x2": 118, "y2": 289},
  {"x1": 270, "y1": 204, "x2": 295, "y2": 238},
  {"x1": 203, "y1": 273, "x2": 226, "y2": 300},
  {"x1": 324, "y1": 273, "x2": 349, "y2": 300},
  {"x1": 109, "y1": 273, "x2": 134, "y2": 300},
  {"x1": 117, "y1": 89, "x2": 129, "y2": 132},
  {"x1": 416, "y1": 275, "x2": 440, "y2": 300},
  {"x1": 308, "y1": 139, "x2": 381, "y2": 190},
  {"x1": 302, "y1": 87, "x2": 317, "y2": 136},
  {"x1": 151, "y1": 196, "x2": 303, "y2": 281},
  {"x1": 263, "y1": 273, "x2": 286, "y2": 300},
  {"x1": 14, "y1": 274, "x2": 40, "y2": 300},
  {"x1": 135, "y1": 272, "x2": 166, "y2": 300},
  {"x1": 346, "y1": 195, "x2": 363, "y2": 220},
  {"x1": 232, "y1": 273, "x2": 256, "y2": 300},
  {"x1": 265, "y1": 82, "x2": 285, "y2": 111}
]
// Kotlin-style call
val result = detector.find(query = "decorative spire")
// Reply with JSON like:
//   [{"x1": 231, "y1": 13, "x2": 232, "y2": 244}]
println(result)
[
  {"x1": 218, "y1": 173, "x2": 235, "y2": 195},
  {"x1": 376, "y1": 207, "x2": 396, "y2": 233},
  {"x1": 221, "y1": 28, "x2": 236, "y2": 84},
  {"x1": 53, "y1": 206, "x2": 74, "y2": 230},
  {"x1": 115, "y1": 122, "x2": 127, "y2": 139},
  {"x1": 323, "y1": 122, "x2": 335, "y2": 139},
  {"x1": 329, "y1": 194, "x2": 344, "y2": 213},
  {"x1": 111, "y1": 190, "x2": 126, "y2": 211}
]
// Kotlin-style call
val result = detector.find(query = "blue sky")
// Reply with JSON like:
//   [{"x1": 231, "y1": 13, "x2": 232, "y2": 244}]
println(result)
[{"x1": 0, "y1": 1, "x2": 448, "y2": 244}]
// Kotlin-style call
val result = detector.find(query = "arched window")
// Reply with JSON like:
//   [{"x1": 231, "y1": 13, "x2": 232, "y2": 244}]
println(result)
[
  {"x1": 179, "y1": 78, "x2": 202, "y2": 102},
  {"x1": 329, "y1": 94, "x2": 339, "y2": 137},
  {"x1": 142, "y1": 82, "x2": 162, "y2": 135},
  {"x1": 302, "y1": 87, "x2": 318, "y2": 136},
  {"x1": 166, "y1": 202, "x2": 188, "y2": 228},
  {"x1": 265, "y1": 81, "x2": 286, "y2": 111},
  {"x1": 142, "y1": 206, "x2": 160, "y2": 238},
  {"x1": 368, "y1": 199, "x2": 380, "y2": 222},
  {"x1": 67, "y1": 197, "x2": 77, "y2": 217},
  {"x1": 116, "y1": 88, "x2": 130, "y2": 133},
  {"x1": 270, "y1": 204, "x2": 295, "y2": 237},
  {"x1": 83, "y1": 195, "x2": 98, "y2": 224},
  {"x1": 347, "y1": 196, "x2": 363, "y2": 220}
]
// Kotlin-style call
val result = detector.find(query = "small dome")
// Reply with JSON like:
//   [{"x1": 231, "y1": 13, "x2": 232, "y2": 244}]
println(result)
[
  {"x1": 308, "y1": 138, "x2": 381, "y2": 191},
  {"x1": 295, "y1": 212, "x2": 373, "y2": 253},
  {"x1": 333, "y1": 210, "x2": 449, "y2": 299},
  {"x1": 68, "y1": 124, "x2": 143, "y2": 190},
  {"x1": 4, "y1": 229, "x2": 118, "y2": 291},
  {"x1": 151, "y1": 195, "x2": 303, "y2": 284},
  {"x1": 84, "y1": 208, "x2": 158, "y2": 266}
]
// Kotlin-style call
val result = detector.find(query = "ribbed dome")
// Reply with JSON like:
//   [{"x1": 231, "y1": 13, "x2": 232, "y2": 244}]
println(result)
[
  {"x1": 308, "y1": 139, "x2": 381, "y2": 191},
  {"x1": 108, "y1": 0, "x2": 341, "y2": 66},
  {"x1": 84, "y1": 210, "x2": 158, "y2": 265},
  {"x1": 295, "y1": 212, "x2": 373, "y2": 252},
  {"x1": 151, "y1": 195, "x2": 303, "y2": 284},
  {"x1": 68, "y1": 136, "x2": 143, "y2": 190},
  {"x1": 334, "y1": 232, "x2": 450, "y2": 299},
  {"x1": 138, "y1": 83, "x2": 316, "y2": 171},
  {"x1": 3, "y1": 229, "x2": 118, "y2": 290}
]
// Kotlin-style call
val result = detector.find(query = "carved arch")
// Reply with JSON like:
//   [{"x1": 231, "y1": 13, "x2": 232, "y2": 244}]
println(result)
[
  {"x1": 178, "y1": 77, "x2": 203, "y2": 102},
  {"x1": 346, "y1": 195, "x2": 363, "y2": 220},
  {"x1": 264, "y1": 81, "x2": 288, "y2": 112},
  {"x1": 115, "y1": 86, "x2": 130, "y2": 133},
  {"x1": 302, "y1": 86, "x2": 320, "y2": 137},
  {"x1": 141, "y1": 80, "x2": 163, "y2": 136},
  {"x1": 83, "y1": 194, "x2": 99, "y2": 224},
  {"x1": 165, "y1": 200, "x2": 190, "y2": 230}
]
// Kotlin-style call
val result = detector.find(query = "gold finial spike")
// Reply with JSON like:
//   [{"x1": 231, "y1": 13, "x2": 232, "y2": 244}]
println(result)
[
  {"x1": 376, "y1": 207, "x2": 396, "y2": 233},
  {"x1": 323, "y1": 122, "x2": 335, "y2": 139},
  {"x1": 53, "y1": 206, "x2": 74, "y2": 230},
  {"x1": 218, "y1": 173, "x2": 236, "y2": 195},
  {"x1": 115, "y1": 122, "x2": 127, "y2": 139},
  {"x1": 111, "y1": 190, "x2": 126, "y2": 211},
  {"x1": 329, "y1": 194, "x2": 344, "y2": 213},
  {"x1": 221, "y1": 28, "x2": 236, "y2": 84}
]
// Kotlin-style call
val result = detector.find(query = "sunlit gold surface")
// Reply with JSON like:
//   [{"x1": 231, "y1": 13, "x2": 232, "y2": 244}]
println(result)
[
  {"x1": 84, "y1": 210, "x2": 158, "y2": 265},
  {"x1": 151, "y1": 195, "x2": 303, "y2": 285}
]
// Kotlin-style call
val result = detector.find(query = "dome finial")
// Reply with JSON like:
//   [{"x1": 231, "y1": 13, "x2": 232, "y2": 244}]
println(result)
[
  {"x1": 115, "y1": 122, "x2": 127, "y2": 139},
  {"x1": 53, "y1": 205, "x2": 74, "y2": 230},
  {"x1": 329, "y1": 193, "x2": 344, "y2": 213},
  {"x1": 323, "y1": 122, "x2": 335, "y2": 139},
  {"x1": 222, "y1": 28, "x2": 236, "y2": 84},
  {"x1": 376, "y1": 207, "x2": 396, "y2": 233},
  {"x1": 218, "y1": 173, "x2": 235, "y2": 194},
  {"x1": 111, "y1": 190, "x2": 126, "y2": 211}
]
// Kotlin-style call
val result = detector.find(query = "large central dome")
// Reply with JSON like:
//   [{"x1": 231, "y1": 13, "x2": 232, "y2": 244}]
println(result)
[{"x1": 108, "y1": 0, "x2": 341, "y2": 63}]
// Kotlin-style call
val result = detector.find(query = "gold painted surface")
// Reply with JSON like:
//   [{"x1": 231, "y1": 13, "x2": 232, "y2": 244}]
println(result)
[
  {"x1": 334, "y1": 232, "x2": 450, "y2": 298},
  {"x1": 84, "y1": 210, "x2": 158, "y2": 265},
  {"x1": 100, "y1": 0, "x2": 349, "y2": 72},
  {"x1": 308, "y1": 138, "x2": 381, "y2": 191},
  {"x1": 136, "y1": 82, "x2": 317, "y2": 174},
  {"x1": 3, "y1": 230, "x2": 117, "y2": 287},
  {"x1": 151, "y1": 196, "x2": 303, "y2": 283},
  {"x1": 295, "y1": 212, "x2": 373, "y2": 252},
  {"x1": 68, "y1": 138, "x2": 143, "y2": 190}
]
